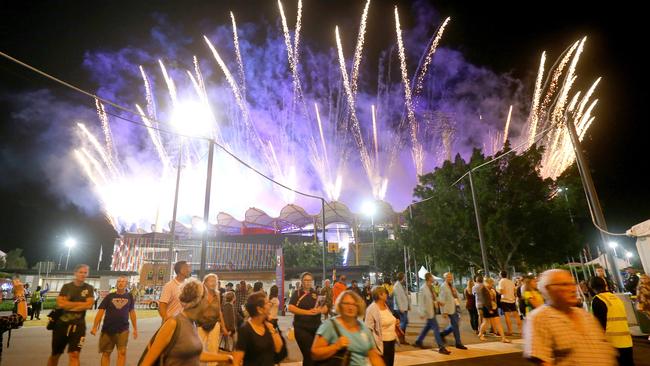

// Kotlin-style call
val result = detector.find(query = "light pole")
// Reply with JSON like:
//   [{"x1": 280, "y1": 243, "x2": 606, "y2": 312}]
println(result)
[
  {"x1": 168, "y1": 101, "x2": 214, "y2": 279},
  {"x1": 564, "y1": 112, "x2": 624, "y2": 291},
  {"x1": 362, "y1": 201, "x2": 377, "y2": 269},
  {"x1": 625, "y1": 251, "x2": 633, "y2": 266},
  {"x1": 64, "y1": 238, "x2": 76, "y2": 271},
  {"x1": 608, "y1": 241, "x2": 618, "y2": 257}
]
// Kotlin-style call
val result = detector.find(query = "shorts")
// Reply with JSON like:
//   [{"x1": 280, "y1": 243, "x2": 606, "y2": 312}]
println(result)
[
  {"x1": 500, "y1": 302, "x2": 517, "y2": 312},
  {"x1": 99, "y1": 331, "x2": 129, "y2": 353},
  {"x1": 481, "y1": 306, "x2": 499, "y2": 318},
  {"x1": 52, "y1": 322, "x2": 86, "y2": 355}
]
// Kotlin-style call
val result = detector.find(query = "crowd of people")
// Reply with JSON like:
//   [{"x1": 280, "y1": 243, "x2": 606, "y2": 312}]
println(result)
[{"x1": 4, "y1": 259, "x2": 649, "y2": 366}]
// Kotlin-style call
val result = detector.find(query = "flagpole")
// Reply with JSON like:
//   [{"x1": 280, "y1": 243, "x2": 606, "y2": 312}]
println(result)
[{"x1": 97, "y1": 245, "x2": 103, "y2": 271}]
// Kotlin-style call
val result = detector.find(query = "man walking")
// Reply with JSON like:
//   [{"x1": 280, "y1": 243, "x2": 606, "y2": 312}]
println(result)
[
  {"x1": 90, "y1": 275, "x2": 138, "y2": 366},
  {"x1": 524, "y1": 269, "x2": 616, "y2": 365},
  {"x1": 393, "y1": 272, "x2": 410, "y2": 344},
  {"x1": 159, "y1": 261, "x2": 190, "y2": 320},
  {"x1": 321, "y1": 279, "x2": 333, "y2": 319},
  {"x1": 591, "y1": 276, "x2": 634, "y2": 365},
  {"x1": 415, "y1": 273, "x2": 450, "y2": 355},
  {"x1": 48, "y1": 264, "x2": 95, "y2": 366},
  {"x1": 498, "y1": 271, "x2": 522, "y2": 335},
  {"x1": 439, "y1": 272, "x2": 467, "y2": 350}
]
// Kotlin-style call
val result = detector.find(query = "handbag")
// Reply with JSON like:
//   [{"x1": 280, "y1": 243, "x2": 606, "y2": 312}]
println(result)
[
  {"x1": 219, "y1": 334, "x2": 234, "y2": 352},
  {"x1": 314, "y1": 319, "x2": 351, "y2": 366}
]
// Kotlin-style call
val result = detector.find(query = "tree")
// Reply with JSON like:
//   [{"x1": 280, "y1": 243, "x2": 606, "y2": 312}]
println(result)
[
  {"x1": 375, "y1": 238, "x2": 407, "y2": 275},
  {"x1": 282, "y1": 239, "x2": 343, "y2": 269},
  {"x1": 405, "y1": 145, "x2": 581, "y2": 273},
  {"x1": 3, "y1": 248, "x2": 28, "y2": 269}
]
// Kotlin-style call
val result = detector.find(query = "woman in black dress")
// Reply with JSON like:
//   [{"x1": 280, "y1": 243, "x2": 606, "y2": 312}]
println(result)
[
  {"x1": 233, "y1": 291, "x2": 285, "y2": 366},
  {"x1": 288, "y1": 272, "x2": 327, "y2": 366},
  {"x1": 477, "y1": 278, "x2": 510, "y2": 343}
]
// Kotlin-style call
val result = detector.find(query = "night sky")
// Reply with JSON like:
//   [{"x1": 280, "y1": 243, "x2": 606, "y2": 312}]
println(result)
[{"x1": 1, "y1": 1, "x2": 647, "y2": 269}]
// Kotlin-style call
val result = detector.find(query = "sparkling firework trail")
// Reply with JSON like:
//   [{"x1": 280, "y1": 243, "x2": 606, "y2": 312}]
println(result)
[
  {"x1": 277, "y1": 0, "x2": 304, "y2": 107},
  {"x1": 139, "y1": 66, "x2": 157, "y2": 121},
  {"x1": 527, "y1": 52, "x2": 546, "y2": 147},
  {"x1": 351, "y1": 0, "x2": 371, "y2": 98},
  {"x1": 74, "y1": 150, "x2": 101, "y2": 187},
  {"x1": 371, "y1": 104, "x2": 379, "y2": 168},
  {"x1": 335, "y1": 26, "x2": 373, "y2": 184},
  {"x1": 503, "y1": 104, "x2": 513, "y2": 146},
  {"x1": 203, "y1": 36, "x2": 251, "y2": 133},
  {"x1": 135, "y1": 104, "x2": 170, "y2": 168},
  {"x1": 77, "y1": 122, "x2": 119, "y2": 177},
  {"x1": 158, "y1": 60, "x2": 178, "y2": 108},
  {"x1": 230, "y1": 12, "x2": 246, "y2": 98},
  {"x1": 314, "y1": 103, "x2": 331, "y2": 175},
  {"x1": 95, "y1": 99, "x2": 115, "y2": 162},
  {"x1": 80, "y1": 148, "x2": 108, "y2": 182},
  {"x1": 293, "y1": 0, "x2": 303, "y2": 64},
  {"x1": 394, "y1": 7, "x2": 423, "y2": 176},
  {"x1": 414, "y1": 16, "x2": 451, "y2": 97},
  {"x1": 539, "y1": 41, "x2": 579, "y2": 122},
  {"x1": 575, "y1": 77, "x2": 601, "y2": 122},
  {"x1": 551, "y1": 38, "x2": 586, "y2": 125}
]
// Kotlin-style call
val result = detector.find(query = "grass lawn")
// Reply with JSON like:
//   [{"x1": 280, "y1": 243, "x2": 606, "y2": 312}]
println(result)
[{"x1": 22, "y1": 309, "x2": 160, "y2": 327}]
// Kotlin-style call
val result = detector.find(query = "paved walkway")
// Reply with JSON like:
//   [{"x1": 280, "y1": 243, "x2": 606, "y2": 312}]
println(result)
[{"x1": 2, "y1": 310, "x2": 649, "y2": 365}]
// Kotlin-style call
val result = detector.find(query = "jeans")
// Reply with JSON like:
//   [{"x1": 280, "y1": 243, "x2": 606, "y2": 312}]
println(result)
[
  {"x1": 440, "y1": 312, "x2": 462, "y2": 346},
  {"x1": 415, "y1": 317, "x2": 444, "y2": 347},
  {"x1": 398, "y1": 311, "x2": 409, "y2": 331}
]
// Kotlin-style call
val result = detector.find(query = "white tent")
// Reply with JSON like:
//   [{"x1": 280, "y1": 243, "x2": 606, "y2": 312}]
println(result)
[
  {"x1": 628, "y1": 219, "x2": 650, "y2": 274},
  {"x1": 586, "y1": 253, "x2": 629, "y2": 271}
]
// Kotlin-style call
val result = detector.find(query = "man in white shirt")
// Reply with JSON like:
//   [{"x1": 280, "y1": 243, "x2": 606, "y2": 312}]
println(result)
[
  {"x1": 158, "y1": 261, "x2": 191, "y2": 320},
  {"x1": 498, "y1": 270, "x2": 521, "y2": 335}
]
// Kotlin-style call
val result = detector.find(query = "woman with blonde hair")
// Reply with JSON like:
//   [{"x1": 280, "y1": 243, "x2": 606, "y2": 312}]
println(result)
[
  {"x1": 198, "y1": 273, "x2": 228, "y2": 366},
  {"x1": 477, "y1": 278, "x2": 509, "y2": 343},
  {"x1": 312, "y1": 290, "x2": 384, "y2": 366},
  {"x1": 139, "y1": 279, "x2": 232, "y2": 366},
  {"x1": 522, "y1": 276, "x2": 544, "y2": 315}
]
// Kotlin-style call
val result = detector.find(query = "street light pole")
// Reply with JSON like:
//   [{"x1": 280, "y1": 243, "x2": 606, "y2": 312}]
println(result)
[
  {"x1": 468, "y1": 170, "x2": 490, "y2": 277},
  {"x1": 65, "y1": 246, "x2": 72, "y2": 271},
  {"x1": 199, "y1": 139, "x2": 215, "y2": 280},
  {"x1": 565, "y1": 114, "x2": 624, "y2": 291},
  {"x1": 167, "y1": 142, "x2": 183, "y2": 280},
  {"x1": 321, "y1": 198, "x2": 326, "y2": 282},
  {"x1": 371, "y1": 213, "x2": 377, "y2": 269}
]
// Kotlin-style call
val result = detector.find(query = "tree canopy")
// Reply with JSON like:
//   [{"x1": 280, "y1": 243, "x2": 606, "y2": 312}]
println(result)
[{"x1": 403, "y1": 145, "x2": 582, "y2": 273}]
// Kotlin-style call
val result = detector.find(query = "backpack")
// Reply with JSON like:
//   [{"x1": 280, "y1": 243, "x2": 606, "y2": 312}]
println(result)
[{"x1": 137, "y1": 319, "x2": 181, "y2": 366}]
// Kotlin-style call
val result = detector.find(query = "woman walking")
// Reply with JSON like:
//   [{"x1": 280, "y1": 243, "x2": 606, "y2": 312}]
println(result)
[
  {"x1": 312, "y1": 290, "x2": 385, "y2": 366},
  {"x1": 477, "y1": 278, "x2": 509, "y2": 343},
  {"x1": 365, "y1": 287, "x2": 398, "y2": 366},
  {"x1": 233, "y1": 291, "x2": 285, "y2": 366},
  {"x1": 464, "y1": 279, "x2": 479, "y2": 333},
  {"x1": 139, "y1": 279, "x2": 232, "y2": 366},
  {"x1": 199, "y1": 274, "x2": 227, "y2": 366},
  {"x1": 288, "y1": 272, "x2": 327, "y2": 366}
]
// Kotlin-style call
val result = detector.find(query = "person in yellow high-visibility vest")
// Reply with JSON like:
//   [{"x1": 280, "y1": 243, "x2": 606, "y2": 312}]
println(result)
[{"x1": 590, "y1": 276, "x2": 634, "y2": 366}]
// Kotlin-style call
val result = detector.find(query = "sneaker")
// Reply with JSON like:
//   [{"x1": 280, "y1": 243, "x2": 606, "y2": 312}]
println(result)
[
  {"x1": 502, "y1": 338, "x2": 511, "y2": 343},
  {"x1": 438, "y1": 347, "x2": 451, "y2": 355},
  {"x1": 414, "y1": 342, "x2": 429, "y2": 349},
  {"x1": 455, "y1": 344, "x2": 468, "y2": 350}
]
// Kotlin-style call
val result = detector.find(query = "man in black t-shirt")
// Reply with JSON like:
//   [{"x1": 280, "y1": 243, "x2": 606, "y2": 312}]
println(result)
[{"x1": 48, "y1": 264, "x2": 95, "y2": 366}]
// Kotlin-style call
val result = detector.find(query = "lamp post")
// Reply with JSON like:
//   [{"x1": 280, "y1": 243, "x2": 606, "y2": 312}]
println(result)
[
  {"x1": 64, "y1": 238, "x2": 76, "y2": 271},
  {"x1": 168, "y1": 101, "x2": 215, "y2": 279},
  {"x1": 362, "y1": 201, "x2": 377, "y2": 269},
  {"x1": 608, "y1": 241, "x2": 618, "y2": 257},
  {"x1": 625, "y1": 251, "x2": 633, "y2": 266}
]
